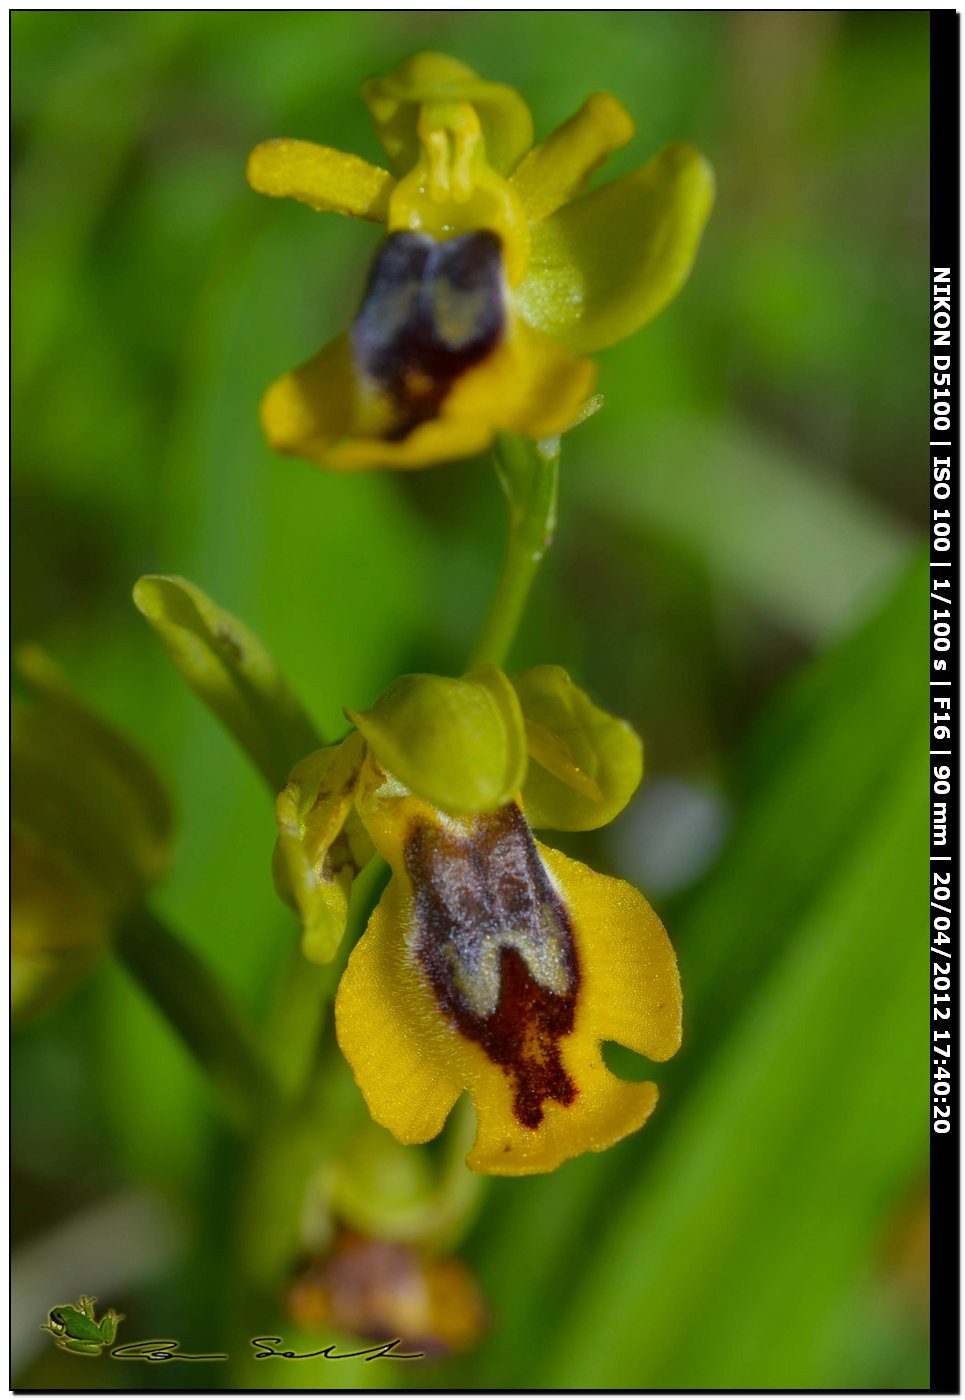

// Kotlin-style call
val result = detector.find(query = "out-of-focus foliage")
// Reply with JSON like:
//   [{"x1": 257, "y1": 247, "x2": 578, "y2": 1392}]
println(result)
[
  {"x1": 12, "y1": 11, "x2": 928, "y2": 1389},
  {"x1": 11, "y1": 645, "x2": 173, "y2": 1026}
]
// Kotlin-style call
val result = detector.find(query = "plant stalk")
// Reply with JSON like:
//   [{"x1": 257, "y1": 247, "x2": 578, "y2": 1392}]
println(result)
[
  {"x1": 467, "y1": 434, "x2": 561, "y2": 671},
  {"x1": 115, "y1": 903, "x2": 280, "y2": 1134}
]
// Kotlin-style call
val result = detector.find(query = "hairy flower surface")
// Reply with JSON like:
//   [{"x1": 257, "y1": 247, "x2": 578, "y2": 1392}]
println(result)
[
  {"x1": 274, "y1": 665, "x2": 681, "y2": 1175},
  {"x1": 248, "y1": 52, "x2": 713, "y2": 470}
]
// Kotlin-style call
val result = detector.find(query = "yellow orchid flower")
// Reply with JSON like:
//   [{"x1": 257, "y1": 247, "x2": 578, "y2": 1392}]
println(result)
[
  {"x1": 274, "y1": 665, "x2": 681, "y2": 1176},
  {"x1": 248, "y1": 52, "x2": 714, "y2": 471}
]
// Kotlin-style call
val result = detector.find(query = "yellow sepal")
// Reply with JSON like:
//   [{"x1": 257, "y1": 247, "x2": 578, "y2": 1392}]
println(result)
[{"x1": 514, "y1": 141, "x2": 715, "y2": 354}]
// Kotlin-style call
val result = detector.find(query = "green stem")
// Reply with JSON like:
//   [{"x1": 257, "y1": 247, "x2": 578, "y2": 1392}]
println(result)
[
  {"x1": 115, "y1": 903, "x2": 280, "y2": 1134},
  {"x1": 468, "y1": 434, "x2": 561, "y2": 670},
  {"x1": 263, "y1": 857, "x2": 386, "y2": 1104}
]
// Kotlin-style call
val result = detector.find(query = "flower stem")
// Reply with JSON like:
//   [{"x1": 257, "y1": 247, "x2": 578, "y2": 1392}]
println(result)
[
  {"x1": 467, "y1": 434, "x2": 561, "y2": 670},
  {"x1": 263, "y1": 857, "x2": 386, "y2": 1103},
  {"x1": 115, "y1": 903, "x2": 280, "y2": 1134}
]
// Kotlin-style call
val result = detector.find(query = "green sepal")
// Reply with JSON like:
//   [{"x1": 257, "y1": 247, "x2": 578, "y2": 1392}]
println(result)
[
  {"x1": 133, "y1": 575, "x2": 321, "y2": 793},
  {"x1": 346, "y1": 665, "x2": 527, "y2": 816},
  {"x1": 513, "y1": 665, "x2": 643, "y2": 830},
  {"x1": 273, "y1": 735, "x2": 375, "y2": 963}
]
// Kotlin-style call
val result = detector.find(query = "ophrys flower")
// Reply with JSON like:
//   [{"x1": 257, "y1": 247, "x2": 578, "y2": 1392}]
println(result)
[
  {"x1": 274, "y1": 664, "x2": 681, "y2": 1175},
  {"x1": 248, "y1": 53, "x2": 713, "y2": 470}
]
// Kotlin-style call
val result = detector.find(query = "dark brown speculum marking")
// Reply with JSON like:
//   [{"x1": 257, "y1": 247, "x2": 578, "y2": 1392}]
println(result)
[
  {"x1": 404, "y1": 804, "x2": 579, "y2": 1129},
  {"x1": 350, "y1": 230, "x2": 506, "y2": 439}
]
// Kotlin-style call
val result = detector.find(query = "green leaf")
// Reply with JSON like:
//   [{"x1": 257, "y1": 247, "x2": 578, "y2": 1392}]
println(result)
[
  {"x1": 12, "y1": 645, "x2": 172, "y2": 898},
  {"x1": 347, "y1": 665, "x2": 528, "y2": 815},
  {"x1": 577, "y1": 416, "x2": 913, "y2": 641},
  {"x1": 544, "y1": 742, "x2": 925, "y2": 1389},
  {"x1": 11, "y1": 834, "x2": 112, "y2": 1027},
  {"x1": 114, "y1": 905, "x2": 279, "y2": 1133},
  {"x1": 133, "y1": 574, "x2": 321, "y2": 792},
  {"x1": 11, "y1": 645, "x2": 174, "y2": 1025},
  {"x1": 513, "y1": 664, "x2": 642, "y2": 829}
]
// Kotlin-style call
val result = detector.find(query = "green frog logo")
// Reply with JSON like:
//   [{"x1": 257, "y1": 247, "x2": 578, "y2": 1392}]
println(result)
[{"x1": 42, "y1": 1296, "x2": 123, "y2": 1356}]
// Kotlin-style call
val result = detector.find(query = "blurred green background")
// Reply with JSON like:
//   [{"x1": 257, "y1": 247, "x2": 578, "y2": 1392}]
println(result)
[{"x1": 12, "y1": 10, "x2": 929, "y2": 1390}]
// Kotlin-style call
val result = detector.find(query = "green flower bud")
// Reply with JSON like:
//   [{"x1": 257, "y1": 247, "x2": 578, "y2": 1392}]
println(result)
[
  {"x1": 328, "y1": 1121, "x2": 441, "y2": 1245},
  {"x1": 346, "y1": 664, "x2": 527, "y2": 816},
  {"x1": 512, "y1": 664, "x2": 643, "y2": 830},
  {"x1": 307, "y1": 1112, "x2": 480, "y2": 1254},
  {"x1": 133, "y1": 575, "x2": 320, "y2": 792}
]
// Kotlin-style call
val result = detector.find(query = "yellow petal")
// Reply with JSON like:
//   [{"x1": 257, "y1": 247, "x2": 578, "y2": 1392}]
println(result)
[
  {"x1": 259, "y1": 333, "x2": 374, "y2": 463},
  {"x1": 467, "y1": 841, "x2": 680, "y2": 1174},
  {"x1": 247, "y1": 139, "x2": 393, "y2": 221},
  {"x1": 444, "y1": 317, "x2": 596, "y2": 441},
  {"x1": 335, "y1": 799, "x2": 680, "y2": 1176},
  {"x1": 323, "y1": 417, "x2": 494, "y2": 473},
  {"x1": 514, "y1": 141, "x2": 715, "y2": 354},
  {"x1": 273, "y1": 735, "x2": 373, "y2": 963},
  {"x1": 342, "y1": 319, "x2": 594, "y2": 466},
  {"x1": 540, "y1": 844, "x2": 681, "y2": 1063},
  {"x1": 261, "y1": 308, "x2": 594, "y2": 472},
  {"x1": 510, "y1": 93, "x2": 634, "y2": 223},
  {"x1": 261, "y1": 321, "x2": 494, "y2": 472},
  {"x1": 335, "y1": 876, "x2": 465, "y2": 1145}
]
